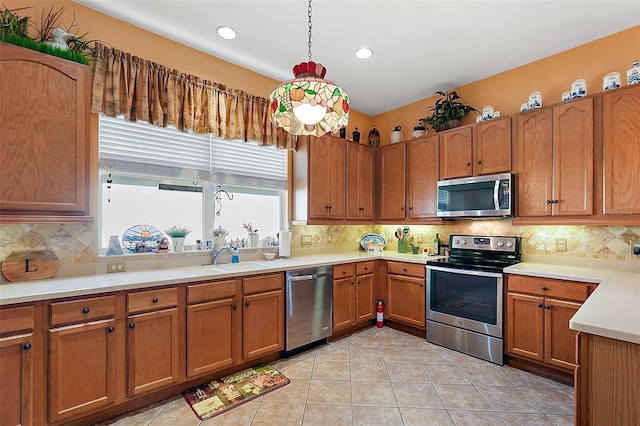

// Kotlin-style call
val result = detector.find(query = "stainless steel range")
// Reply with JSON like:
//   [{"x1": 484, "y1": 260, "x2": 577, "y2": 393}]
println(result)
[{"x1": 426, "y1": 235, "x2": 522, "y2": 365}]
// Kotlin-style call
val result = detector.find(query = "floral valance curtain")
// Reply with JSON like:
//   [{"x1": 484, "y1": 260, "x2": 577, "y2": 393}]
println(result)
[{"x1": 90, "y1": 42, "x2": 296, "y2": 150}]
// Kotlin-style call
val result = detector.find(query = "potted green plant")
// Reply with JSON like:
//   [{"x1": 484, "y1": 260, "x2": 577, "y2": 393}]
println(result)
[
  {"x1": 165, "y1": 225, "x2": 191, "y2": 252},
  {"x1": 419, "y1": 91, "x2": 479, "y2": 132}
]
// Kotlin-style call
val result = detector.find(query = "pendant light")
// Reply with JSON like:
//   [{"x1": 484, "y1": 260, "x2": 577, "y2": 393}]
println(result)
[{"x1": 269, "y1": 0, "x2": 350, "y2": 137}]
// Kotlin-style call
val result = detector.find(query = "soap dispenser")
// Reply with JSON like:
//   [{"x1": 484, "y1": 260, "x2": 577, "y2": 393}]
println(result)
[{"x1": 231, "y1": 247, "x2": 239, "y2": 263}]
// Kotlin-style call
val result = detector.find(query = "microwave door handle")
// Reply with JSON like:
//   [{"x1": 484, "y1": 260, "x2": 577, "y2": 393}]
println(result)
[{"x1": 493, "y1": 180, "x2": 500, "y2": 210}]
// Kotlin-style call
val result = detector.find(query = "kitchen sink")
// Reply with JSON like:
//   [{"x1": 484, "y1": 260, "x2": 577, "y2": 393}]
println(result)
[{"x1": 202, "y1": 262, "x2": 269, "y2": 273}]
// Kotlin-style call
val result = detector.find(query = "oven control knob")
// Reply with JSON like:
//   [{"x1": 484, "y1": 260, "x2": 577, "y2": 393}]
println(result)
[
  {"x1": 460, "y1": 239, "x2": 467, "y2": 245},
  {"x1": 497, "y1": 241, "x2": 504, "y2": 247},
  {"x1": 454, "y1": 239, "x2": 460, "y2": 245},
  {"x1": 506, "y1": 241, "x2": 513, "y2": 248}
]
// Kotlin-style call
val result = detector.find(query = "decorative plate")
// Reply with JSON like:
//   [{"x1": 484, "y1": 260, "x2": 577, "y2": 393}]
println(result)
[
  {"x1": 360, "y1": 233, "x2": 387, "y2": 250},
  {"x1": 122, "y1": 224, "x2": 163, "y2": 252}
]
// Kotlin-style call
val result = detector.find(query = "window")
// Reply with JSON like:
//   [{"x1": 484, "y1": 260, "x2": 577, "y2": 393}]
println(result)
[{"x1": 99, "y1": 116, "x2": 287, "y2": 252}]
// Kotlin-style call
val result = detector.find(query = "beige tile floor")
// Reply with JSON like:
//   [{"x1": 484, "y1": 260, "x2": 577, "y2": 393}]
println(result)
[{"x1": 100, "y1": 326, "x2": 575, "y2": 426}]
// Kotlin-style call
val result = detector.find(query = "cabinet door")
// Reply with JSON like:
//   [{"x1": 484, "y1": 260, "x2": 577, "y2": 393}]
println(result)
[
  {"x1": 186, "y1": 298, "x2": 239, "y2": 378},
  {"x1": 407, "y1": 135, "x2": 439, "y2": 219},
  {"x1": 544, "y1": 298, "x2": 581, "y2": 369},
  {"x1": 603, "y1": 85, "x2": 640, "y2": 215},
  {"x1": 386, "y1": 274, "x2": 425, "y2": 328},
  {"x1": 48, "y1": 320, "x2": 117, "y2": 422},
  {"x1": 346, "y1": 143, "x2": 374, "y2": 220},
  {"x1": 356, "y1": 274, "x2": 375, "y2": 323},
  {"x1": 0, "y1": 333, "x2": 33, "y2": 425},
  {"x1": 379, "y1": 143, "x2": 406, "y2": 220},
  {"x1": 474, "y1": 117, "x2": 512, "y2": 175},
  {"x1": 552, "y1": 98, "x2": 593, "y2": 216},
  {"x1": 127, "y1": 308, "x2": 180, "y2": 396},
  {"x1": 243, "y1": 289, "x2": 284, "y2": 359},
  {"x1": 516, "y1": 109, "x2": 553, "y2": 217},
  {"x1": 309, "y1": 136, "x2": 346, "y2": 219},
  {"x1": 0, "y1": 42, "x2": 90, "y2": 217},
  {"x1": 333, "y1": 277, "x2": 356, "y2": 331},
  {"x1": 505, "y1": 293, "x2": 544, "y2": 362},
  {"x1": 439, "y1": 127, "x2": 472, "y2": 179}
]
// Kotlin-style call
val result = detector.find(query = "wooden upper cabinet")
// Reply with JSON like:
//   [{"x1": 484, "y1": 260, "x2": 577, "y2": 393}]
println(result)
[
  {"x1": 439, "y1": 127, "x2": 473, "y2": 179},
  {"x1": 516, "y1": 98, "x2": 593, "y2": 217},
  {"x1": 308, "y1": 135, "x2": 346, "y2": 219},
  {"x1": 346, "y1": 143, "x2": 374, "y2": 220},
  {"x1": 0, "y1": 42, "x2": 91, "y2": 222},
  {"x1": 474, "y1": 117, "x2": 512, "y2": 175},
  {"x1": 602, "y1": 84, "x2": 640, "y2": 215},
  {"x1": 407, "y1": 135, "x2": 439, "y2": 219},
  {"x1": 378, "y1": 143, "x2": 407, "y2": 220}
]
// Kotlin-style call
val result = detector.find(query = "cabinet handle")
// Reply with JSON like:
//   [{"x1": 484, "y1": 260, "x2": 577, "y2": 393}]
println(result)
[
  {"x1": 537, "y1": 303, "x2": 543, "y2": 308},
  {"x1": 152, "y1": 297, "x2": 159, "y2": 303},
  {"x1": 351, "y1": 281, "x2": 354, "y2": 285},
  {"x1": 108, "y1": 327, "x2": 115, "y2": 333},
  {"x1": 477, "y1": 160, "x2": 482, "y2": 164},
  {"x1": 359, "y1": 207, "x2": 365, "y2": 211},
  {"x1": 420, "y1": 283, "x2": 424, "y2": 287},
  {"x1": 23, "y1": 343, "x2": 32, "y2": 350},
  {"x1": 551, "y1": 200, "x2": 559, "y2": 204},
  {"x1": 541, "y1": 286, "x2": 547, "y2": 291},
  {"x1": 233, "y1": 304, "x2": 238, "y2": 310},
  {"x1": 403, "y1": 267, "x2": 407, "y2": 272},
  {"x1": 545, "y1": 305, "x2": 551, "y2": 309},
  {"x1": 364, "y1": 267, "x2": 369, "y2": 271},
  {"x1": 357, "y1": 280, "x2": 361, "y2": 284},
  {"x1": 328, "y1": 205, "x2": 332, "y2": 210},
  {"x1": 82, "y1": 307, "x2": 90, "y2": 314},
  {"x1": 129, "y1": 323, "x2": 135, "y2": 329},
  {"x1": 466, "y1": 162, "x2": 471, "y2": 167},
  {"x1": 545, "y1": 200, "x2": 552, "y2": 204},
  {"x1": 325, "y1": 205, "x2": 330, "y2": 209},
  {"x1": 245, "y1": 302, "x2": 250, "y2": 307},
  {"x1": 342, "y1": 269, "x2": 347, "y2": 274},
  {"x1": 400, "y1": 206, "x2": 404, "y2": 211}
]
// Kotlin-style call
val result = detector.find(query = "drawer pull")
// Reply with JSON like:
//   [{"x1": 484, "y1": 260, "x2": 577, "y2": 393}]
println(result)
[
  {"x1": 351, "y1": 281, "x2": 354, "y2": 285},
  {"x1": 233, "y1": 305, "x2": 238, "y2": 310},
  {"x1": 545, "y1": 305, "x2": 551, "y2": 310},
  {"x1": 108, "y1": 327, "x2": 115, "y2": 333},
  {"x1": 537, "y1": 303, "x2": 543, "y2": 308},
  {"x1": 364, "y1": 267, "x2": 369, "y2": 271},
  {"x1": 403, "y1": 268, "x2": 407, "y2": 272},
  {"x1": 23, "y1": 343, "x2": 31, "y2": 350},
  {"x1": 152, "y1": 297, "x2": 159, "y2": 303},
  {"x1": 357, "y1": 280, "x2": 361, "y2": 285},
  {"x1": 129, "y1": 323, "x2": 136, "y2": 329},
  {"x1": 82, "y1": 307, "x2": 90, "y2": 314},
  {"x1": 245, "y1": 302, "x2": 250, "y2": 307},
  {"x1": 541, "y1": 286, "x2": 547, "y2": 291}
]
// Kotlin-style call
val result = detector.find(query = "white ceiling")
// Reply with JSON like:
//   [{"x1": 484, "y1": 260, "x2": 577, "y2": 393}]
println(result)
[{"x1": 74, "y1": 0, "x2": 639, "y2": 116}]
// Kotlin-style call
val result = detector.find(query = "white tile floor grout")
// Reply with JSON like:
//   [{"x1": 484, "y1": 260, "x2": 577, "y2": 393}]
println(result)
[{"x1": 101, "y1": 326, "x2": 575, "y2": 426}]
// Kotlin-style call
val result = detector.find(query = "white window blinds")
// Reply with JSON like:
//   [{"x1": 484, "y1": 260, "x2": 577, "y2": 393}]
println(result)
[{"x1": 99, "y1": 116, "x2": 287, "y2": 190}]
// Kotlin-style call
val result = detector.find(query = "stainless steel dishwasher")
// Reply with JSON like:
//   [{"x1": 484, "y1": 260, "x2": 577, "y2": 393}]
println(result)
[{"x1": 284, "y1": 266, "x2": 333, "y2": 352}]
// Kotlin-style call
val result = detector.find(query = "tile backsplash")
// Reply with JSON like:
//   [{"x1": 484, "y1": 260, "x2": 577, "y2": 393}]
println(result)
[{"x1": 1, "y1": 221, "x2": 639, "y2": 272}]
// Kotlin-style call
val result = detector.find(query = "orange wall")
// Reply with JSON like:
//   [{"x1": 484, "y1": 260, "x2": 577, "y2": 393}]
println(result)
[
  {"x1": 4, "y1": 2, "x2": 637, "y2": 145},
  {"x1": 374, "y1": 26, "x2": 640, "y2": 145}
]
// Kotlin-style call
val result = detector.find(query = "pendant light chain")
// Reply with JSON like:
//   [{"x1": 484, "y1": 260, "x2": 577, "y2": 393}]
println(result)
[{"x1": 307, "y1": 0, "x2": 313, "y2": 62}]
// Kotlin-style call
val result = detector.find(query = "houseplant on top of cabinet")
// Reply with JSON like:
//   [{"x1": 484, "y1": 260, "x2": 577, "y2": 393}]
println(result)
[{"x1": 419, "y1": 90, "x2": 479, "y2": 132}]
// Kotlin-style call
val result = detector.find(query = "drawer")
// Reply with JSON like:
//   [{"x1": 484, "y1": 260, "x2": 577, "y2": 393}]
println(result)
[
  {"x1": 188, "y1": 279, "x2": 238, "y2": 304},
  {"x1": 127, "y1": 287, "x2": 178, "y2": 314},
  {"x1": 334, "y1": 263, "x2": 355, "y2": 278},
  {"x1": 356, "y1": 261, "x2": 375, "y2": 276},
  {"x1": 507, "y1": 275, "x2": 592, "y2": 302},
  {"x1": 50, "y1": 295, "x2": 116, "y2": 326},
  {"x1": 243, "y1": 273, "x2": 283, "y2": 294},
  {"x1": 0, "y1": 305, "x2": 35, "y2": 335},
  {"x1": 387, "y1": 262, "x2": 425, "y2": 278}
]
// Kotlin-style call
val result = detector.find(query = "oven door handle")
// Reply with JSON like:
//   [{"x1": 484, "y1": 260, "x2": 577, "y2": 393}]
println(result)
[{"x1": 426, "y1": 265, "x2": 504, "y2": 278}]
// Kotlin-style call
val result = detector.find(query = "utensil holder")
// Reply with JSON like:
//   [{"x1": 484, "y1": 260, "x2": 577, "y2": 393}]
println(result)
[{"x1": 398, "y1": 240, "x2": 407, "y2": 253}]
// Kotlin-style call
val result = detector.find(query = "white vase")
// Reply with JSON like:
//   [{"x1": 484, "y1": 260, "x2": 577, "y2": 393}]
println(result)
[
  {"x1": 411, "y1": 129, "x2": 426, "y2": 139},
  {"x1": 172, "y1": 237, "x2": 186, "y2": 252},
  {"x1": 247, "y1": 233, "x2": 259, "y2": 248}
]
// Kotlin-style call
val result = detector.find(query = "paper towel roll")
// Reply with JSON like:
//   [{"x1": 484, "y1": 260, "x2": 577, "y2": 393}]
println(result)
[{"x1": 279, "y1": 231, "x2": 291, "y2": 258}]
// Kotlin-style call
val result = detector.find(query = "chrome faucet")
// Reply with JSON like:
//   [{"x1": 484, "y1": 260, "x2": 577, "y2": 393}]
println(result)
[{"x1": 212, "y1": 244, "x2": 233, "y2": 264}]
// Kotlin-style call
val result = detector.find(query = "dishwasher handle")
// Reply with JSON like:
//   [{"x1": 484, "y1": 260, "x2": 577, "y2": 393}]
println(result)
[{"x1": 287, "y1": 274, "x2": 317, "y2": 282}]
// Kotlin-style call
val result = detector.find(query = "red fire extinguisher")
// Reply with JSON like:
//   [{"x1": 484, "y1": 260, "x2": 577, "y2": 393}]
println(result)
[{"x1": 376, "y1": 300, "x2": 384, "y2": 328}]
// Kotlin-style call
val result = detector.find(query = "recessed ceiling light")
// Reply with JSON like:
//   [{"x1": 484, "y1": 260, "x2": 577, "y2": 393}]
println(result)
[
  {"x1": 355, "y1": 48, "x2": 373, "y2": 59},
  {"x1": 216, "y1": 26, "x2": 237, "y2": 40}
]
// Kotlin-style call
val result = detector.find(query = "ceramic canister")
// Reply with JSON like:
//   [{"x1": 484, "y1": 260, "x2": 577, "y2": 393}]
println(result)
[
  {"x1": 562, "y1": 91, "x2": 571, "y2": 101},
  {"x1": 528, "y1": 92, "x2": 542, "y2": 109},
  {"x1": 603, "y1": 72, "x2": 621, "y2": 91},
  {"x1": 482, "y1": 105, "x2": 494, "y2": 121},
  {"x1": 520, "y1": 103, "x2": 529, "y2": 112},
  {"x1": 571, "y1": 79, "x2": 587, "y2": 99}
]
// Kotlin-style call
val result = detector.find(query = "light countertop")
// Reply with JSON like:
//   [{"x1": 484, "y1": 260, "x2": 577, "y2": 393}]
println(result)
[{"x1": 505, "y1": 262, "x2": 640, "y2": 345}]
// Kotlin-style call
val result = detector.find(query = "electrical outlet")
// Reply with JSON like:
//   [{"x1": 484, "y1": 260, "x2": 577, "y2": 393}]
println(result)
[
  {"x1": 417, "y1": 234, "x2": 424, "y2": 243},
  {"x1": 631, "y1": 238, "x2": 640, "y2": 256},
  {"x1": 327, "y1": 234, "x2": 332, "y2": 242},
  {"x1": 107, "y1": 261, "x2": 126, "y2": 273},
  {"x1": 555, "y1": 238, "x2": 567, "y2": 252},
  {"x1": 301, "y1": 235, "x2": 313, "y2": 245}
]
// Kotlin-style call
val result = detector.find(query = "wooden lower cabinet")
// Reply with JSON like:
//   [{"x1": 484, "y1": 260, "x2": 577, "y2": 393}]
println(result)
[
  {"x1": 127, "y1": 288, "x2": 180, "y2": 396},
  {"x1": 386, "y1": 262, "x2": 425, "y2": 329},
  {"x1": 333, "y1": 275, "x2": 356, "y2": 330},
  {"x1": 506, "y1": 275, "x2": 595, "y2": 377},
  {"x1": 332, "y1": 262, "x2": 375, "y2": 332},
  {"x1": 186, "y1": 279, "x2": 241, "y2": 378},
  {"x1": 0, "y1": 305, "x2": 38, "y2": 425},
  {"x1": 242, "y1": 273, "x2": 284, "y2": 360}
]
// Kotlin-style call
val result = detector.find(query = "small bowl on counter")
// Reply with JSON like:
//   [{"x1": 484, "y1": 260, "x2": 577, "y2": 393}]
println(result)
[{"x1": 263, "y1": 252, "x2": 276, "y2": 261}]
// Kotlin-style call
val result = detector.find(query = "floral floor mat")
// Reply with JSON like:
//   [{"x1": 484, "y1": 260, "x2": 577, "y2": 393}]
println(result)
[{"x1": 183, "y1": 364, "x2": 290, "y2": 421}]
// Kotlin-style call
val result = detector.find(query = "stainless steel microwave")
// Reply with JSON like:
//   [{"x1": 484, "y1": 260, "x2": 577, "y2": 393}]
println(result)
[{"x1": 436, "y1": 173, "x2": 514, "y2": 218}]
